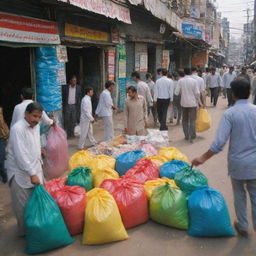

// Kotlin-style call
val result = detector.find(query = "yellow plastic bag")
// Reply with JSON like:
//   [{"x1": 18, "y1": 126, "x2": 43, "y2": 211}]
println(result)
[
  {"x1": 158, "y1": 147, "x2": 190, "y2": 164},
  {"x1": 87, "y1": 155, "x2": 116, "y2": 175},
  {"x1": 93, "y1": 168, "x2": 119, "y2": 187},
  {"x1": 196, "y1": 108, "x2": 211, "y2": 133},
  {"x1": 143, "y1": 156, "x2": 167, "y2": 168},
  {"x1": 144, "y1": 178, "x2": 178, "y2": 199},
  {"x1": 82, "y1": 188, "x2": 128, "y2": 245},
  {"x1": 172, "y1": 152, "x2": 190, "y2": 164},
  {"x1": 69, "y1": 151, "x2": 94, "y2": 172}
]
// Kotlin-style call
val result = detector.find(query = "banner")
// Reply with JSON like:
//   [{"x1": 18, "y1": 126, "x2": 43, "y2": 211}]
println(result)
[
  {"x1": 162, "y1": 50, "x2": 170, "y2": 70},
  {"x1": 106, "y1": 48, "x2": 116, "y2": 81},
  {"x1": 0, "y1": 12, "x2": 60, "y2": 44}
]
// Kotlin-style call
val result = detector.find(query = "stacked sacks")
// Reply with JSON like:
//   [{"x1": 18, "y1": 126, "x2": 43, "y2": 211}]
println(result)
[
  {"x1": 88, "y1": 155, "x2": 116, "y2": 175},
  {"x1": 124, "y1": 159, "x2": 159, "y2": 183},
  {"x1": 158, "y1": 147, "x2": 190, "y2": 163},
  {"x1": 143, "y1": 155, "x2": 167, "y2": 168},
  {"x1": 115, "y1": 150, "x2": 146, "y2": 176},
  {"x1": 69, "y1": 150, "x2": 94, "y2": 172},
  {"x1": 93, "y1": 168, "x2": 119, "y2": 187},
  {"x1": 101, "y1": 178, "x2": 148, "y2": 228},
  {"x1": 160, "y1": 160, "x2": 189, "y2": 179},
  {"x1": 82, "y1": 188, "x2": 128, "y2": 244},
  {"x1": 150, "y1": 183, "x2": 189, "y2": 230},
  {"x1": 45, "y1": 177, "x2": 66, "y2": 197},
  {"x1": 53, "y1": 186, "x2": 86, "y2": 236},
  {"x1": 174, "y1": 166, "x2": 208, "y2": 196},
  {"x1": 67, "y1": 167, "x2": 93, "y2": 191}
]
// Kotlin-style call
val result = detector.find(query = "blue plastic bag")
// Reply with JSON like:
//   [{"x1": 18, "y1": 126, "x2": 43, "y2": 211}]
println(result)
[
  {"x1": 24, "y1": 185, "x2": 74, "y2": 254},
  {"x1": 188, "y1": 187, "x2": 235, "y2": 237},
  {"x1": 160, "y1": 160, "x2": 189, "y2": 179},
  {"x1": 115, "y1": 150, "x2": 146, "y2": 176}
]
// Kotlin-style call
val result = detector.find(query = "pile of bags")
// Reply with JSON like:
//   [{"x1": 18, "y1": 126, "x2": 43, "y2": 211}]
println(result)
[{"x1": 24, "y1": 145, "x2": 234, "y2": 254}]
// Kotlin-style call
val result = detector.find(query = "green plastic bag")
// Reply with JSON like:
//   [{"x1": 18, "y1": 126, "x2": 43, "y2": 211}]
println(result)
[
  {"x1": 174, "y1": 166, "x2": 208, "y2": 196},
  {"x1": 24, "y1": 185, "x2": 74, "y2": 254},
  {"x1": 67, "y1": 167, "x2": 93, "y2": 191},
  {"x1": 150, "y1": 183, "x2": 189, "y2": 230}
]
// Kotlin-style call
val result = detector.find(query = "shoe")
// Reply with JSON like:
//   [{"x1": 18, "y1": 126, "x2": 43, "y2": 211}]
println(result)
[
  {"x1": 190, "y1": 139, "x2": 194, "y2": 144},
  {"x1": 185, "y1": 137, "x2": 189, "y2": 141},
  {"x1": 0, "y1": 169, "x2": 7, "y2": 183},
  {"x1": 234, "y1": 221, "x2": 249, "y2": 238}
]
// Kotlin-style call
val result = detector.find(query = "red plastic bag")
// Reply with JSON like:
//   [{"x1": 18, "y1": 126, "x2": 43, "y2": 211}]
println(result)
[
  {"x1": 53, "y1": 185, "x2": 86, "y2": 236},
  {"x1": 44, "y1": 177, "x2": 66, "y2": 197},
  {"x1": 44, "y1": 126, "x2": 69, "y2": 179},
  {"x1": 101, "y1": 178, "x2": 148, "y2": 229},
  {"x1": 124, "y1": 159, "x2": 159, "y2": 183}
]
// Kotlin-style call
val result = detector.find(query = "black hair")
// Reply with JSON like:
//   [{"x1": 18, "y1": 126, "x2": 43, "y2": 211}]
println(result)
[
  {"x1": 105, "y1": 80, "x2": 115, "y2": 89},
  {"x1": 229, "y1": 66, "x2": 234, "y2": 70},
  {"x1": 25, "y1": 102, "x2": 43, "y2": 113},
  {"x1": 184, "y1": 68, "x2": 191, "y2": 75},
  {"x1": 211, "y1": 67, "x2": 216, "y2": 71},
  {"x1": 231, "y1": 79, "x2": 250, "y2": 99},
  {"x1": 69, "y1": 75, "x2": 77, "y2": 81},
  {"x1": 127, "y1": 86, "x2": 137, "y2": 93},
  {"x1": 131, "y1": 71, "x2": 140, "y2": 79},
  {"x1": 21, "y1": 88, "x2": 33, "y2": 100},
  {"x1": 172, "y1": 72, "x2": 179, "y2": 78},
  {"x1": 206, "y1": 68, "x2": 210, "y2": 72},
  {"x1": 161, "y1": 69, "x2": 168, "y2": 76},
  {"x1": 167, "y1": 73, "x2": 173, "y2": 79},
  {"x1": 146, "y1": 73, "x2": 152, "y2": 79},
  {"x1": 157, "y1": 68, "x2": 162, "y2": 73},
  {"x1": 192, "y1": 67, "x2": 198, "y2": 72},
  {"x1": 178, "y1": 70, "x2": 185, "y2": 77},
  {"x1": 85, "y1": 87, "x2": 93, "y2": 95}
]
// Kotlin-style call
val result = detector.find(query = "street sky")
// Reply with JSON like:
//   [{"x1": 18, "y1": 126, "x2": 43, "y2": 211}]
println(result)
[{"x1": 216, "y1": 0, "x2": 254, "y2": 38}]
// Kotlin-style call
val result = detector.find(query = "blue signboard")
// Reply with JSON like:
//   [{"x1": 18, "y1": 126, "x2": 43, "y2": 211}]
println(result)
[{"x1": 182, "y1": 23, "x2": 203, "y2": 39}]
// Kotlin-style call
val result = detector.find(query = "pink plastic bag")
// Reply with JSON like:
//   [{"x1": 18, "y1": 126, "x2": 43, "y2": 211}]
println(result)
[
  {"x1": 137, "y1": 142, "x2": 158, "y2": 156},
  {"x1": 44, "y1": 126, "x2": 69, "y2": 179}
]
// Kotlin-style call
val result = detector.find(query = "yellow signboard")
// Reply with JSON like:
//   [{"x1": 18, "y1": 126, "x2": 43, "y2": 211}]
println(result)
[{"x1": 65, "y1": 23, "x2": 109, "y2": 42}]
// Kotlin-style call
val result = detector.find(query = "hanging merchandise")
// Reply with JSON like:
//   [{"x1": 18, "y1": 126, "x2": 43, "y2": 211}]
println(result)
[
  {"x1": 115, "y1": 150, "x2": 146, "y2": 176},
  {"x1": 44, "y1": 177, "x2": 67, "y2": 197},
  {"x1": 143, "y1": 155, "x2": 167, "y2": 168},
  {"x1": 124, "y1": 159, "x2": 159, "y2": 183},
  {"x1": 69, "y1": 150, "x2": 94, "y2": 172},
  {"x1": 93, "y1": 168, "x2": 119, "y2": 187},
  {"x1": 24, "y1": 185, "x2": 74, "y2": 254},
  {"x1": 188, "y1": 187, "x2": 235, "y2": 237},
  {"x1": 53, "y1": 186, "x2": 86, "y2": 236},
  {"x1": 158, "y1": 147, "x2": 190, "y2": 163},
  {"x1": 87, "y1": 155, "x2": 116, "y2": 175},
  {"x1": 144, "y1": 178, "x2": 178, "y2": 199},
  {"x1": 150, "y1": 183, "x2": 189, "y2": 230},
  {"x1": 174, "y1": 166, "x2": 208, "y2": 196},
  {"x1": 44, "y1": 125, "x2": 69, "y2": 179},
  {"x1": 160, "y1": 160, "x2": 189, "y2": 179},
  {"x1": 82, "y1": 188, "x2": 128, "y2": 245},
  {"x1": 101, "y1": 178, "x2": 148, "y2": 229},
  {"x1": 67, "y1": 167, "x2": 93, "y2": 191}
]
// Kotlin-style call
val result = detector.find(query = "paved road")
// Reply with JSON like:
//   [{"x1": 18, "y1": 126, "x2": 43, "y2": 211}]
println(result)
[{"x1": 1, "y1": 97, "x2": 256, "y2": 256}]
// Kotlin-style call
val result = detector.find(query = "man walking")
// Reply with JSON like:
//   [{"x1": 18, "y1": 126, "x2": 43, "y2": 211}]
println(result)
[
  {"x1": 6, "y1": 102, "x2": 44, "y2": 236},
  {"x1": 154, "y1": 68, "x2": 174, "y2": 131},
  {"x1": 192, "y1": 79, "x2": 256, "y2": 237},
  {"x1": 78, "y1": 87, "x2": 97, "y2": 150},
  {"x1": 207, "y1": 67, "x2": 222, "y2": 106},
  {"x1": 146, "y1": 73, "x2": 157, "y2": 124},
  {"x1": 175, "y1": 68, "x2": 200, "y2": 143},
  {"x1": 191, "y1": 67, "x2": 205, "y2": 107},
  {"x1": 62, "y1": 75, "x2": 82, "y2": 138},
  {"x1": 237, "y1": 67, "x2": 251, "y2": 83},
  {"x1": 124, "y1": 86, "x2": 147, "y2": 136},
  {"x1": 222, "y1": 67, "x2": 236, "y2": 107},
  {"x1": 173, "y1": 71, "x2": 184, "y2": 125},
  {"x1": 96, "y1": 81, "x2": 117, "y2": 142}
]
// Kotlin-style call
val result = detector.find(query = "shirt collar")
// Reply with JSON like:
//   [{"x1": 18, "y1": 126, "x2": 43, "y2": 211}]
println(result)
[{"x1": 235, "y1": 99, "x2": 249, "y2": 105}]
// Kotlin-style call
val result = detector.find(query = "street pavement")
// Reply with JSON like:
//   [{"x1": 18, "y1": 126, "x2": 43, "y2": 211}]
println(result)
[{"x1": 1, "y1": 97, "x2": 256, "y2": 256}]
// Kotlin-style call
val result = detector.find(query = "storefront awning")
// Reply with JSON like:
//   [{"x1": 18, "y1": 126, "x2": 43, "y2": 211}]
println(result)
[{"x1": 173, "y1": 32, "x2": 210, "y2": 48}]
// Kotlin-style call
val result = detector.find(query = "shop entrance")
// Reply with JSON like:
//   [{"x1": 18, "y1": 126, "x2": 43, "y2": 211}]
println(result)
[
  {"x1": 148, "y1": 45, "x2": 156, "y2": 76},
  {"x1": 0, "y1": 46, "x2": 31, "y2": 125}
]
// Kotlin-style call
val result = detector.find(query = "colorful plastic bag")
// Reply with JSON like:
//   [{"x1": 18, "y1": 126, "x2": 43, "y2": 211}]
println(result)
[
  {"x1": 150, "y1": 183, "x2": 189, "y2": 230},
  {"x1": 158, "y1": 147, "x2": 190, "y2": 163},
  {"x1": 82, "y1": 188, "x2": 128, "y2": 245},
  {"x1": 144, "y1": 178, "x2": 178, "y2": 199},
  {"x1": 67, "y1": 167, "x2": 93, "y2": 191},
  {"x1": 93, "y1": 168, "x2": 119, "y2": 187},
  {"x1": 137, "y1": 142, "x2": 158, "y2": 156},
  {"x1": 44, "y1": 126, "x2": 69, "y2": 179},
  {"x1": 124, "y1": 159, "x2": 159, "y2": 183},
  {"x1": 174, "y1": 166, "x2": 208, "y2": 196},
  {"x1": 24, "y1": 185, "x2": 74, "y2": 254},
  {"x1": 160, "y1": 160, "x2": 189, "y2": 179},
  {"x1": 188, "y1": 187, "x2": 235, "y2": 237},
  {"x1": 69, "y1": 150, "x2": 94, "y2": 172},
  {"x1": 115, "y1": 150, "x2": 146, "y2": 176},
  {"x1": 88, "y1": 155, "x2": 116, "y2": 175},
  {"x1": 44, "y1": 177, "x2": 66, "y2": 197},
  {"x1": 143, "y1": 155, "x2": 167, "y2": 168},
  {"x1": 196, "y1": 108, "x2": 211, "y2": 133},
  {"x1": 102, "y1": 178, "x2": 148, "y2": 229},
  {"x1": 53, "y1": 186, "x2": 86, "y2": 236}
]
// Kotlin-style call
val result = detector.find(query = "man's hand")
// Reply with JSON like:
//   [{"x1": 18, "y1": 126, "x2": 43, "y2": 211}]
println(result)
[
  {"x1": 50, "y1": 117, "x2": 56, "y2": 126},
  {"x1": 124, "y1": 128, "x2": 128, "y2": 134},
  {"x1": 191, "y1": 156, "x2": 206, "y2": 166},
  {"x1": 41, "y1": 148, "x2": 46, "y2": 158},
  {"x1": 30, "y1": 175, "x2": 41, "y2": 185},
  {"x1": 91, "y1": 119, "x2": 95, "y2": 124},
  {"x1": 112, "y1": 106, "x2": 117, "y2": 111}
]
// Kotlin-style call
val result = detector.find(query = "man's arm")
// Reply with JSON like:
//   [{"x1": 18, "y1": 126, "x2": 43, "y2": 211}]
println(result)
[
  {"x1": 169, "y1": 81, "x2": 174, "y2": 102},
  {"x1": 143, "y1": 97, "x2": 148, "y2": 125},
  {"x1": 146, "y1": 86, "x2": 153, "y2": 106},
  {"x1": 10, "y1": 106, "x2": 18, "y2": 128},
  {"x1": 124, "y1": 100, "x2": 129, "y2": 133},
  {"x1": 175, "y1": 80, "x2": 181, "y2": 96},
  {"x1": 41, "y1": 111, "x2": 54, "y2": 126},
  {"x1": 82, "y1": 99, "x2": 94, "y2": 122},
  {"x1": 153, "y1": 82, "x2": 158, "y2": 102}
]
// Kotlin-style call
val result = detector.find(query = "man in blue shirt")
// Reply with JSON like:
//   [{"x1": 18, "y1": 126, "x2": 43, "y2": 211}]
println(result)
[{"x1": 192, "y1": 79, "x2": 256, "y2": 237}]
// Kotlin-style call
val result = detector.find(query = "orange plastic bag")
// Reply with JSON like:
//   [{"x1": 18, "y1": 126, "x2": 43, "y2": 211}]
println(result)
[{"x1": 44, "y1": 177, "x2": 67, "y2": 197}]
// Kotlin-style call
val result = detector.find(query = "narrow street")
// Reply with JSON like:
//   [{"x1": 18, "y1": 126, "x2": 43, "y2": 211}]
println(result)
[{"x1": 1, "y1": 97, "x2": 256, "y2": 256}]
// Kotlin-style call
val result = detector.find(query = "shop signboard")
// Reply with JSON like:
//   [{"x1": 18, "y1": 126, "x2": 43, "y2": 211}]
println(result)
[
  {"x1": 162, "y1": 50, "x2": 170, "y2": 70},
  {"x1": 139, "y1": 54, "x2": 148, "y2": 72},
  {"x1": 106, "y1": 49, "x2": 116, "y2": 81},
  {"x1": 0, "y1": 12, "x2": 60, "y2": 44},
  {"x1": 56, "y1": 45, "x2": 68, "y2": 63},
  {"x1": 190, "y1": 7, "x2": 200, "y2": 19},
  {"x1": 192, "y1": 51, "x2": 208, "y2": 68},
  {"x1": 182, "y1": 23, "x2": 203, "y2": 39}
]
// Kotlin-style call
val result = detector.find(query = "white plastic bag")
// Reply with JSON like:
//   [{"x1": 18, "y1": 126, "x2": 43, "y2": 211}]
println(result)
[{"x1": 74, "y1": 125, "x2": 81, "y2": 137}]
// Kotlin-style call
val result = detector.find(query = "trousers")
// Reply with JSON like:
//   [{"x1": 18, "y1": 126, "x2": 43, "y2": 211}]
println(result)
[
  {"x1": 78, "y1": 121, "x2": 96, "y2": 149},
  {"x1": 157, "y1": 99, "x2": 170, "y2": 131},
  {"x1": 226, "y1": 88, "x2": 234, "y2": 106},
  {"x1": 231, "y1": 178, "x2": 256, "y2": 231},
  {"x1": 102, "y1": 116, "x2": 114, "y2": 142},
  {"x1": 173, "y1": 95, "x2": 182, "y2": 123},
  {"x1": 0, "y1": 138, "x2": 6, "y2": 172},
  {"x1": 210, "y1": 87, "x2": 219, "y2": 106},
  {"x1": 64, "y1": 104, "x2": 77, "y2": 138},
  {"x1": 9, "y1": 177, "x2": 34, "y2": 236},
  {"x1": 150, "y1": 106, "x2": 158, "y2": 123},
  {"x1": 182, "y1": 107, "x2": 197, "y2": 140}
]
